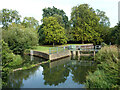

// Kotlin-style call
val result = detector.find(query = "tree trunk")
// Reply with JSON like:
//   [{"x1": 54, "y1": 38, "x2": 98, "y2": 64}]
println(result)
[
  {"x1": 82, "y1": 41, "x2": 84, "y2": 44},
  {"x1": 53, "y1": 42, "x2": 54, "y2": 47}
]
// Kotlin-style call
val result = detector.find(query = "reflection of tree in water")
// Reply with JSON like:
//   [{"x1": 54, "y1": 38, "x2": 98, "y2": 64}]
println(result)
[
  {"x1": 70, "y1": 61, "x2": 96, "y2": 84},
  {"x1": 21, "y1": 55, "x2": 47, "y2": 65},
  {"x1": 42, "y1": 63, "x2": 70, "y2": 86},
  {"x1": 6, "y1": 66, "x2": 39, "y2": 88}
]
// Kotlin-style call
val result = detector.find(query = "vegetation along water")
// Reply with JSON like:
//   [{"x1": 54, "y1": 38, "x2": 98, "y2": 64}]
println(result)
[{"x1": 1, "y1": 3, "x2": 120, "y2": 89}]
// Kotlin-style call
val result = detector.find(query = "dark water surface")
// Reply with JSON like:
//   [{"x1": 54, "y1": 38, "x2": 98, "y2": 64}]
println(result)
[{"x1": 6, "y1": 55, "x2": 97, "y2": 88}]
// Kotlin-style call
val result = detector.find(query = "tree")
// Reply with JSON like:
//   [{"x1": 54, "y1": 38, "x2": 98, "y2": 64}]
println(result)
[
  {"x1": 116, "y1": 22, "x2": 120, "y2": 45},
  {"x1": 96, "y1": 9, "x2": 110, "y2": 27},
  {"x1": 109, "y1": 22, "x2": 120, "y2": 45},
  {"x1": 71, "y1": 4, "x2": 102, "y2": 44},
  {"x1": 42, "y1": 63, "x2": 69, "y2": 86},
  {"x1": 1, "y1": 9, "x2": 21, "y2": 30},
  {"x1": 22, "y1": 17, "x2": 39, "y2": 30},
  {"x1": 96, "y1": 9, "x2": 110, "y2": 44},
  {"x1": 2, "y1": 23, "x2": 38, "y2": 54},
  {"x1": 42, "y1": 6, "x2": 69, "y2": 29},
  {"x1": 41, "y1": 16, "x2": 67, "y2": 46}
]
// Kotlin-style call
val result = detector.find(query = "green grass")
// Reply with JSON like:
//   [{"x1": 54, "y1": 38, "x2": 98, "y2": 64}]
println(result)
[
  {"x1": 32, "y1": 46, "x2": 53, "y2": 53},
  {"x1": 32, "y1": 43, "x2": 93, "y2": 54}
]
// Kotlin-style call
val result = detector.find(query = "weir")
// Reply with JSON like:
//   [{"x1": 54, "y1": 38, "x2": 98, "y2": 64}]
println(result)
[{"x1": 30, "y1": 44, "x2": 101, "y2": 60}]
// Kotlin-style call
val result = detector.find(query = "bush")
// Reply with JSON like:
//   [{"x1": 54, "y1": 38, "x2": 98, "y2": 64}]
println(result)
[
  {"x1": 85, "y1": 62, "x2": 120, "y2": 88},
  {"x1": 85, "y1": 45, "x2": 120, "y2": 88},
  {"x1": 85, "y1": 69, "x2": 113, "y2": 88},
  {"x1": 2, "y1": 40, "x2": 23, "y2": 87},
  {"x1": 95, "y1": 46, "x2": 118, "y2": 63},
  {"x1": 24, "y1": 49, "x2": 30, "y2": 54},
  {"x1": 3, "y1": 23, "x2": 38, "y2": 54}
]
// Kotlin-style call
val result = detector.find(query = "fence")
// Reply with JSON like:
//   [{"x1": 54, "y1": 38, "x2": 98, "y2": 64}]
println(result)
[
  {"x1": 49, "y1": 46, "x2": 68, "y2": 54},
  {"x1": 49, "y1": 45, "x2": 101, "y2": 54}
]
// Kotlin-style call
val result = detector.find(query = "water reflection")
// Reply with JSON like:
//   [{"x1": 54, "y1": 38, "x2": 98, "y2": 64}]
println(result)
[
  {"x1": 6, "y1": 55, "x2": 96, "y2": 88},
  {"x1": 7, "y1": 66, "x2": 39, "y2": 88},
  {"x1": 42, "y1": 57, "x2": 71, "y2": 86}
]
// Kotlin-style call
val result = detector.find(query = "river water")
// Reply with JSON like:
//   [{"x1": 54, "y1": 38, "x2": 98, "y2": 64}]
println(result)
[{"x1": 6, "y1": 55, "x2": 96, "y2": 88}]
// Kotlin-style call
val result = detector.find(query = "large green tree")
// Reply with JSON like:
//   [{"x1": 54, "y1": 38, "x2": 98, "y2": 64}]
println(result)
[
  {"x1": 21, "y1": 17, "x2": 39, "y2": 30},
  {"x1": 0, "y1": 9, "x2": 21, "y2": 30},
  {"x1": 41, "y1": 16, "x2": 67, "y2": 46},
  {"x1": 2, "y1": 23, "x2": 38, "y2": 54},
  {"x1": 42, "y1": 6, "x2": 69, "y2": 29},
  {"x1": 71, "y1": 4, "x2": 102, "y2": 44},
  {"x1": 96, "y1": 9, "x2": 110, "y2": 44}
]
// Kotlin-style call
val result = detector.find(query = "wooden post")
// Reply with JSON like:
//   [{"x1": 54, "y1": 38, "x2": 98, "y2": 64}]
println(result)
[
  {"x1": 78, "y1": 55, "x2": 80, "y2": 61},
  {"x1": 73, "y1": 51, "x2": 76, "y2": 55},
  {"x1": 77, "y1": 50, "x2": 80, "y2": 56},
  {"x1": 31, "y1": 55, "x2": 33, "y2": 61},
  {"x1": 30, "y1": 50, "x2": 33, "y2": 55}
]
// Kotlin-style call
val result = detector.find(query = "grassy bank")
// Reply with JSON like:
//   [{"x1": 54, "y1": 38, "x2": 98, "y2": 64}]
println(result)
[
  {"x1": 85, "y1": 45, "x2": 120, "y2": 88},
  {"x1": 30, "y1": 43, "x2": 93, "y2": 54}
]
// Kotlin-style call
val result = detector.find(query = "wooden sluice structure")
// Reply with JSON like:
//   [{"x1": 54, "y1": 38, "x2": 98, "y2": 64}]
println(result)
[{"x1": 67, "y1": 44, "x2": 101, "y2": 56}]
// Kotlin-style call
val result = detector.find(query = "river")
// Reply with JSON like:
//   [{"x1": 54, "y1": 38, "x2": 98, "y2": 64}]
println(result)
[{"x1": 6, "y1": 55, "x2": 97, "y2": 88}]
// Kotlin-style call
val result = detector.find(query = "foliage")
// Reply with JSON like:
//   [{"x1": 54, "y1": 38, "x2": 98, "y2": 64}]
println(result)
[
  {"x1": 0, "y1": 9, "x2": 21, "y2": 30},
  {"x1": 40, "y1": 16, "x2": 67, "y2": 46},
  {"x1": 95, "y1": 9, "x2": 110, "y2": 44},
  {"x1": 42, "y1": 6, "x2": 69, "y2": 29},
  {"x1": 95, "y1": 46, "x2": 118, "y2": 63},
  {"x1": 96, "y1": 9, "x2": 110, "y2": 27},
  {"x1": 71, "y1": 4, "x2": 102, "y2": 44},
  {"x1": 110, "y1": 22, "x2": 120, "y2": 45},
  {"x1": 21, "y1": 17, "x2": 39, "y2": 29},
  {"x1": 2, "y1": 40, "x2": 22, "y2": 87},
  {"x1": 85, "y1": 46, "x2": 120, "y2": 88},
  {"x1": 85, "y1": 69, "x2": 115, "y2": 88},
  {"x1": 2, "y1": 23, "x2": 38, "y2": 54}
]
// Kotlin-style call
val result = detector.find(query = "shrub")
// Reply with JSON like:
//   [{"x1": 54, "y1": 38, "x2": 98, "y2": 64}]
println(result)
[
  {"x1": 3, "y1": 23, "x2": 38, "y2": 54},
  {"x1": 95, "y1": 46, "x2": 118, "y2": 63},
  {"x1": 85, "y1": 69, "x2": 113, "y2": 88},
  {"x1": 2, "y1": 40, "x2": 23, "y2": 87},
  {"x1": 85, "y1": 45, "x2": 120, "y2": 88}
]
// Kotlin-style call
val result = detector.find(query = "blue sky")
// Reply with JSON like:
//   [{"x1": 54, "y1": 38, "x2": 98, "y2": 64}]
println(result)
[{"x1": 0, "y1": 0, "x2": 120, "y2": 27}]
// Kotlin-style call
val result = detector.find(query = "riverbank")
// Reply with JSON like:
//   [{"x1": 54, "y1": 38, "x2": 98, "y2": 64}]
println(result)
[
  {"x1": 13, "y1": 60, "x2": 50, "y2": 72},
  {"x1": 85, "y1": 45, "x2": 120, "y2": 88}
]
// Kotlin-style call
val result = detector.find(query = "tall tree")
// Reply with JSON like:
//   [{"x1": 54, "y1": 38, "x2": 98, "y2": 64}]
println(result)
[
  {"x1": 41, "y1": 16, "x2": 67, "y2": 46},
  {"x1": 71, "y1": 4, "x2": 102, "y2": 44},
  {"x1": 22, "y1": 17, "x2": 39, "y2": 30},
  {"x1": 42, "y1": 6, "x2": 69, "y2": 29},
  {"x1": 96, "y1": 9, "x2": 110, "y2": 27},
  {"x1": 1, "y1": 9, "x2": 21, "y2": 30},
  {"x1": 96, "y1": 9, "x2": 110, "y2": 44}
]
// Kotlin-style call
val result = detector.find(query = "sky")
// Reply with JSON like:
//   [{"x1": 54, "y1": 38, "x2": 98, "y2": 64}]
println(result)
[{"x1": 0, "y1": 0, "x2": 120, "y2": 27}]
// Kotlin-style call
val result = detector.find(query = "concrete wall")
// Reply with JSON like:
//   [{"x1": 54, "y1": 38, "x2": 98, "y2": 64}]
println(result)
[
  {"x1": 30, "y1": 50, "x2": 71, "y2": 61},
  {"x1": 31, "y1": 50, "x2": 49, "y2": 59},
  {"x1": 49, "y1": 50, "x2": 71, "y2": 61}
]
